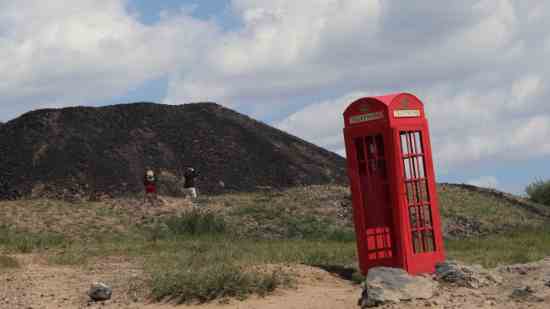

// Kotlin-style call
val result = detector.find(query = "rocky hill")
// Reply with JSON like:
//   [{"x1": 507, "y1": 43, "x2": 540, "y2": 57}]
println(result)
[{"x1": 0, "y1": 102, "x2": 347, "y2": 199}]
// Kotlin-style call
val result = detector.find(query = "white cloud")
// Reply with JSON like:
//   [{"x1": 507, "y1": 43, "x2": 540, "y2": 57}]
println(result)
[
  {"x1": 467, "y1": 176, "x2": 499, "y2": 189},
  {"x1": 256, "y1": 0, "x2": 550, "y2": 170},
  {"x1": 164, "y1": 0, "x2": 382, "y2": 107},
  {"x1": 277, "y1": 85, "x2": 550, "y2": 171},
  {"x1": 0, "y1": 0, "x2": 219, "y2": 120},
  {"x1": 511, "y1": 75, "x2": 541, "y2": 102},
  {"x1": 276, "y1": 91, "x2": 368, "y2": 150}
]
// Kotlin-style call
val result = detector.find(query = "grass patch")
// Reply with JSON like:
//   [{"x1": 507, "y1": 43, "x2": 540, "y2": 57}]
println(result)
[
  {"x1": 0, "y1": 255, "x2": 19, "y2": 269},
  {"x1": 47, "y1": 247, "x2": 90, "y2": 265},
  {"x1": 227, "y1": 202, "x2": 354, "y2": 241},
  {"x1": 137, "y1": 208, "x2": 227, "y2": 243},
  {"x1": 150, "y1": 262, "x2": 291, "y2": 303},
  {"x1": 446, "y1": 227, "x2": 550, "y2": 268},
  {"x1": 145, "y1": 238, "x2": 354, "y2": 303},
  {"x1": 40, "y1": 234, "x2": 357, "y2": 302},
  {"x1": 0, "y1": 225, "x2": 66, "y2": 253},
  {"x1": 438, "y1": 184, "x2": 546, "y2": 233},
  {"x1": 163, "y1": 208, "x2": 226, "y2": 236}
]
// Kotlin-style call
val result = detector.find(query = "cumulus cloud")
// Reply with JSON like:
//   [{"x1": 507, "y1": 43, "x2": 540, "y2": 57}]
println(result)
[
  {"x1": 0, "y1": 0, "x2": 219, "y2": 120},
  {"x1": 268, "y1": 0, "x2": 550, "y2": 171},
  {"x1": 164, "y1": 0, "x2": 382, "y2": 107},
  {"x1": 276, "y1": 91, "x2": 368, "y2": 150}
]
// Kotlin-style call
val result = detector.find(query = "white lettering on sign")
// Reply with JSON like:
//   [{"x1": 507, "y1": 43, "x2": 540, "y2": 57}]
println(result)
[
  {"x1": 349, "y1": 111, "x2": 384, "y2": 124},
  {"x1": 394, "y1": 109, "x2": 420, "y2": 118}
]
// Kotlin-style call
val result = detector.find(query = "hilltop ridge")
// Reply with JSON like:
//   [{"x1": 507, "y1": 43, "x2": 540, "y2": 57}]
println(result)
[{"x1": 0, "y1": 102, "x2": 347, "y2": 199}]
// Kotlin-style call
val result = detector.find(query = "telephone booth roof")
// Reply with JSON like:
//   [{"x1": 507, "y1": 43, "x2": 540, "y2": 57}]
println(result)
[{"x1": 343, "y1": 92, "x2": 426, "y2": 128}]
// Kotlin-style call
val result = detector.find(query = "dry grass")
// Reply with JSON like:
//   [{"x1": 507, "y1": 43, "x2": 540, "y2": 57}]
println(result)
[
  {"x1": 0, "y1": 197, "x2": 194, "y2": 241},
  {"x1": 2, "y1": 184, "x2": 550, "y2": 303},
  {"x1": 438, "y1": 184, "x2": 548, "y2": 235},
  {"x1": 0, "y1": 255, "x2": 19, "y2": 269}
]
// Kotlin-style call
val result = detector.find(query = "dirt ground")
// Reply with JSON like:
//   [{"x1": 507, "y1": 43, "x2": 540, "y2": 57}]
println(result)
[
  {"x1": 0, "y1": 254, "x2": 361, "y2": 309},
  {"x1": 3, "y1": 255, "x2": 550, "y2": 309}
]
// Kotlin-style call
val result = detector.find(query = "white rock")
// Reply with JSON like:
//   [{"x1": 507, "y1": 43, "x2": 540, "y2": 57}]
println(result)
[{"x1": 359, "y1": 267, "x2": 438, "y2": 308}]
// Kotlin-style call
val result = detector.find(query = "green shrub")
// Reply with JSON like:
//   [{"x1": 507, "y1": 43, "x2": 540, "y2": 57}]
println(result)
[
  {"x1": 137, "y1": 209, "x2": 227, "y2": 242},
  {"x1": 164, "y1": 209, "x2": 226, "y2": 236},
  {"x1": 150, "y1": 262, "x2": 291, "y2": 303},
  {"x1": 526, "y1": 179, "x2": 550, "y2": 206}
]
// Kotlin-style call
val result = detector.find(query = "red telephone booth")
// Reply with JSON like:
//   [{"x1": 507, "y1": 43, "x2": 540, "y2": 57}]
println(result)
[{"x1": 342, "y1": 92, "x2": 445, "y2": 275}]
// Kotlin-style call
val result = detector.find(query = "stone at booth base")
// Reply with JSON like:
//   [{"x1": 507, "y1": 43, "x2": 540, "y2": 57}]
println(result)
[
  {"x1": 358, "y1": 267, "x2": 438, "y2": 308},
  {"x1": 435, "y1": 261, "x2": 502, "y2": 289}
]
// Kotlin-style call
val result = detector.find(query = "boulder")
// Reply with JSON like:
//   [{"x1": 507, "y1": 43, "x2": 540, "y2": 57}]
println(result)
[
  {"x1": 359, "y1": 267, "x2": 438, "y2": 308},
  {"x1": 88, "y1": 282, "x2": 112, "y2": 302},
  {"x1": 510, "y1": 286, "x2": 544, "y2": 302},
  {"x1": 435, "y1": 261, "x2": 502, "y2": 288}
]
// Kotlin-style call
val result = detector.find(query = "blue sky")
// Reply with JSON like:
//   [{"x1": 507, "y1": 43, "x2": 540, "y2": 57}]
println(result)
[
  {"x1": 1, "y1": 0, "x2": 549, "y2": 194},
  {"x1": 128, "y1": 0, "x2": 235, "y2": 26}
]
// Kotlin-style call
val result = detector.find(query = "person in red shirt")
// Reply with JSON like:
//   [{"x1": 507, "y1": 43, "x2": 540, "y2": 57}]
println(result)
[{"x1": 143, "y1": 169, "x2": 157, "y2": 206}]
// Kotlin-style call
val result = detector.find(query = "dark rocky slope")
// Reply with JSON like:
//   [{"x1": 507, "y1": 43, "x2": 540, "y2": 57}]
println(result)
[{"x1": 0, "y1": 102, "x2": 346, "y2": 199}]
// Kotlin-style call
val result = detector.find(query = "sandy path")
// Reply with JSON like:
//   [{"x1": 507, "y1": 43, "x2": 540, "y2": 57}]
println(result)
[
  {"x1": 0, "y1": 254, "x2": 362, "y2": 309},
  {"x1": 4, "y1": 254, "x2": 550, "y2": 309}
]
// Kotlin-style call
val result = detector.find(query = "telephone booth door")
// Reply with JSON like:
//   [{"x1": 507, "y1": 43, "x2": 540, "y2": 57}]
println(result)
[
  {"x1": 397, "y1": 127, "x2": 444, "y2": 273},
  {"x1": 346, "y1": 127, "x2": 399, "y2": 271}
]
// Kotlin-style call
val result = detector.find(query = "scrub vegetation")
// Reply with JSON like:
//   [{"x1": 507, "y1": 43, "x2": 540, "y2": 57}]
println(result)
[
  {"x1": 1, "y1": 184, "x2": 550, "y2": 303},
  {"x1": 526, "y1": 179, "x2": 550, "y2": 206}
]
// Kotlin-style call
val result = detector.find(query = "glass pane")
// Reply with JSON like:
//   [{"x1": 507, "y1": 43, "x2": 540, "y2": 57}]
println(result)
[
  {"x1": 400, "y1": 133, "x2": 409, "y2": 155},
  {"x1": 378, "y1": 159, "x2": 387, "y2": 178},
  {"x1": 375, "y1": 135, "x2": 385, "y2": 156},
  {"x1": 368, "y1": 159, "x2": 376, "y2": 174},
  {"x1": 414, "y1": 182, "x2": 422, "y2": 204},
  {"x1": 419, "y1": 180, "x2": 430, "y2": 202},
  {"x1": 422, "y1": 230, "x2": 435, "y2": 252},
  {"x1": 403, "y1": 158, "x2": 412, "y2": 180},
  {"x1": 414, "y1": 132, "x2": 423, "y2": 153},
  {"x1": 422, "y1": 206, "x2": 433, "y2": 226},
  {"x1": 417, "y1": 157, "x2": 425, "y2": 178},
  {"x1": 358, "y1": 163, "x2": 366, "y2": 175},
  {"x1": 366, "y1": 136, "x2": 375, "y2": 156},
  {"x1": 406, "y1": 182, "x2": 414, "y2": 204},
  {"x1": 409, "y1": 207, "x2": 418, "y2": 227},
  {"x1": 412, "y1": 231, "x2": 423, "y2": 253},
  {"x1": 355, "y1": 138, "x2": 365, "y2": 161},
  {"x1": 410, "y1": 157, "x2": 418, "y2": 179}
]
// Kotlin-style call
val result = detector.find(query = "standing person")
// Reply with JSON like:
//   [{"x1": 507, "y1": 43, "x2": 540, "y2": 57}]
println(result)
[
  {"x1": 143, "y1": 169, "x2": 158, "y2": 206},
  {"x1": 183, "y1": 167, "x2": 200, "y2": 199}
]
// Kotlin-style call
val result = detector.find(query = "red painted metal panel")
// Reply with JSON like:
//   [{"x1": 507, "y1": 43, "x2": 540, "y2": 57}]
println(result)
[{"x1": 343, "y1": 92, "x2": 445, "y2": 276}]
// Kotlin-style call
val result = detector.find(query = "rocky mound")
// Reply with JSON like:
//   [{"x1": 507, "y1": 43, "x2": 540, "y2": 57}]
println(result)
[
  {"x1": 437, "y1": 183, "x2": 550, "y2": 239},
  {"x1": 360, "y1": 260, "x2": 550, "y2": 308},
  {"x1": 0, "y1": 102, "x2": 347, "y2": 200}
]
